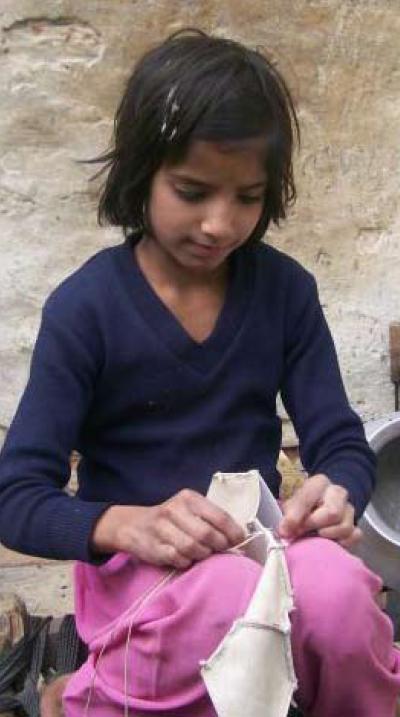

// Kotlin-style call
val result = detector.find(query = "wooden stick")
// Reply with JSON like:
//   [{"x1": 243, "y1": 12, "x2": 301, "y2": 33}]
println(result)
[{"x1": 389, "y1": 322, "x2": 400, "y2": 411}]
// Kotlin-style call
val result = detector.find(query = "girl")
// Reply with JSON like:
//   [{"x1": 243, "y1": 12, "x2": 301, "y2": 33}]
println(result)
[{"x1": 0, "y1": 29, "x2": 399, "y2": 717}]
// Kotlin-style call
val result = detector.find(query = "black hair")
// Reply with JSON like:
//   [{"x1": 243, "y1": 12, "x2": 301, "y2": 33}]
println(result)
[{"x1": 95, "y1": 28, "x2": 300, "y2": 242}]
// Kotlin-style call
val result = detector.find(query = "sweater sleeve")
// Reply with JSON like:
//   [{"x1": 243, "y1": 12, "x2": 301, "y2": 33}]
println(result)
[
  {"x1": 0, "y1": 293, "x2": 112, "y2": 562},
  {"x1": 280, "y1": 265, "x2": 376, "y2": 518}
]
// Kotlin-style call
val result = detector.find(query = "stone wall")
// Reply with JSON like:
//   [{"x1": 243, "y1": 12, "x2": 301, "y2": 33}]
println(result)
[{"x1": 1, "y1": 0, "x2": 399, "y2": 444}]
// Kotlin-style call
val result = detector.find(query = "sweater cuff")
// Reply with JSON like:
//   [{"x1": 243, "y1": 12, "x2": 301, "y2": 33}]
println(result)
[{"x1": 47, "y1": 497, "x2": 114, "y2": 562}]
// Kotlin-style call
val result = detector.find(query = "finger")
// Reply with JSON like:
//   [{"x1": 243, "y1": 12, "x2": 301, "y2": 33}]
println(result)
[
  {"x1": 156, "y1": 518, "x2": 212, "y2": 562},
  {"x1": 339, "y1": 526, "x2": 363, "y2": 549},
  {"x1": 315, "y1": 501, "x2": 354, "y2": 538},
  {"x1": 129, "y1": 527, "x2": 192, "y2": 569},
  {"x1": 160, "y1": 543, "x2": 193, "y2": 570},
  {"x1": 302, "y1": 485, "x2": 349, "y2": 533},
  {"x1": 179, "y1": 490, "x2": 245, "y2": 545},
  {"x1": 170, "y1": 510, "x2": 231, "y2": 553},
  {"x1": 159, "y1": 494, "x2": 233, "y2": 551},
  {"x1": 318, "y1": 521, "x2": 356, "y2": 541},
  {"x1": 279, "y1": 475, "x2": 329, "y2": 537}
]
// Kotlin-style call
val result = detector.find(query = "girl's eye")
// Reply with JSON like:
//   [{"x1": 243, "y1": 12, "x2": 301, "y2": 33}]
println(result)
[
  {"x1": 174, "y1": 187, "x2": 206, "y2": 202},
  {"x1": 238, "y1": 195, "x2": 264, "y2": 205},
  {"x1": 173, "y1": 187, "x2": 264, "y2": 205}
]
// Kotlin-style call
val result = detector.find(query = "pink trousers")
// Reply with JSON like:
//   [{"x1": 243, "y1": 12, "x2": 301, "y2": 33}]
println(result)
[{"x1": 63, "y1": 537, "x2": 400, "y2": 717}]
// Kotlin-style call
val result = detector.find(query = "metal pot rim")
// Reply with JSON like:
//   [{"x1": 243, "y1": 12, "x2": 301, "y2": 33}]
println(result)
[
  {"x1": 365, "y1": 412, "x2": 400, "y2": 452},
  {"x1": 363, "y1": 411, "x2": 400, "y2": 547}
]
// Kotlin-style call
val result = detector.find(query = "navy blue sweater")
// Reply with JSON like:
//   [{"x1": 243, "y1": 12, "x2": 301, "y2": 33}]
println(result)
[{"x1": 0, "y1": 239, "x2": 375, "y2": 561}]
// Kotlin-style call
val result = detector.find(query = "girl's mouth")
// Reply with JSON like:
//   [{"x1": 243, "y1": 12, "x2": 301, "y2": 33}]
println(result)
[{"x1": 188, "y1": 239, "x2": 236, "y2": 257}]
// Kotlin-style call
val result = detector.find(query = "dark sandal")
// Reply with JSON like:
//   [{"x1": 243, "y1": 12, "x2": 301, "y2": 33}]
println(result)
[{"x1": 0, "y1": 594, "x2": 85, "y2": 717}]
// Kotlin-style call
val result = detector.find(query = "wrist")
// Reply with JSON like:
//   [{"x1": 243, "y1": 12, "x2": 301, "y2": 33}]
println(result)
[
  {"x1": 90, "y1": 505, "x2": 137, "y2": 554},
  {"x1": 90, "y1": 505, "x2": 117, "y2": 554},
  {"x1": 91, "y1": 503, "x2": 155, "y2": 557}
]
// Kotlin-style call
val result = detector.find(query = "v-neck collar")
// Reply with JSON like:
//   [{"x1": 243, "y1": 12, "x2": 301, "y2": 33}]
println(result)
[{"x1": 115, "y1": 236, "x2": 254, "y2": 375}]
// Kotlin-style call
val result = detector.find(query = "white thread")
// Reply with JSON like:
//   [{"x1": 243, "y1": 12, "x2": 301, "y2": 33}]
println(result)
[
  {"x1": 83, "y1": 532, "x2": 286, "y2": 713},
  {"x1": 83, "y1": 569, "x2": 176, "y2": 716},
  {"x1": 123, "y1": 613, "x2": 136, "y2": 717},
  {"x1": 227, "y1": 530, "x2": 265, "y2": 554}
]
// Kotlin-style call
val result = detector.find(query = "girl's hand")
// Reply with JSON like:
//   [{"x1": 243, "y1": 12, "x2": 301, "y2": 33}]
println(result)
[
  {"x1": 91, "y1": 489, "x2": 245, "y2": 569},
  {"x1": 278, "y1": 474, "x2": 362, "y2": 547}
]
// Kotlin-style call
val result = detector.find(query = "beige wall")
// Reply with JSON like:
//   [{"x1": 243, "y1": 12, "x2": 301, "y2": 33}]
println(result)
[{"x1": 0, "y1": 0, "x2": 399, "y2": 443}]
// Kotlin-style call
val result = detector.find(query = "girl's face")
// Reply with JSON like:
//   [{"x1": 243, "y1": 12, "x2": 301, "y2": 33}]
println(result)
[{"x1": 145, "y1": 138, "x2": 267, "y2": 273}]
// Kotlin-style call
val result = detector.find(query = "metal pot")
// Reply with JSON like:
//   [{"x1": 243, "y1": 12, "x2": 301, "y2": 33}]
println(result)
[{"x1": 353, "y1": 412, "x2": 400, "y2": 590}]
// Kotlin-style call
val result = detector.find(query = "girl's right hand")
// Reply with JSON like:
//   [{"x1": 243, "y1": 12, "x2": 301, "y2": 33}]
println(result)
[{"x1": 90, "y1": 489, "x2": 245, "y2": 569}]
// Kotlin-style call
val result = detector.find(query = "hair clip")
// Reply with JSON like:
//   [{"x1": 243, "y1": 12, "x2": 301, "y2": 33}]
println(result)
[{"x1": 161, "y1": 85, "x2": 180, "y2": 142}]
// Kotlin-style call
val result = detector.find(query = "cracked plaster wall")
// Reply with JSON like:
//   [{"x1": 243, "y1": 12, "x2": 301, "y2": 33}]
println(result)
[{"x1": 0, "y1": 0, "x2": 399, "y2": 447}]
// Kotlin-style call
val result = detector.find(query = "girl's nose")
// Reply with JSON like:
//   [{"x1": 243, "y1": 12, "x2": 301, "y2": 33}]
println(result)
[{"x1": 200, "y1": 201, "x2": 237, "y2": 243}]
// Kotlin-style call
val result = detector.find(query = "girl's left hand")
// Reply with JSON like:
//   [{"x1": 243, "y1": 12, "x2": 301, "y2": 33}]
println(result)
[{"x1": 278, "y1": 473, "x2": 362, "y2": 548}]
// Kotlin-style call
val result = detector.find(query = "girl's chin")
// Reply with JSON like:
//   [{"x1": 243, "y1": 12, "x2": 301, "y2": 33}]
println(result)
[
  {"x1": 184, "y1": 240, "x2": 236, "y2": 264},
  {"x1": 181, "y1": 252, "x2": 229, "y2": 272}
]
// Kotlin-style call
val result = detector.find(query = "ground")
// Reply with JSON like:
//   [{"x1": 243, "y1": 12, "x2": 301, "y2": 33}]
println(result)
[{"x1": 0, "y1": 544, "x2": 73, "y2": 618}]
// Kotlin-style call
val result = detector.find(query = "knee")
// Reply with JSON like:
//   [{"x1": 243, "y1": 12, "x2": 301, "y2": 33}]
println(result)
[{"x1": 287, "y1": 537, "x2": 382, "y2": 652}]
